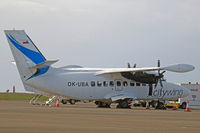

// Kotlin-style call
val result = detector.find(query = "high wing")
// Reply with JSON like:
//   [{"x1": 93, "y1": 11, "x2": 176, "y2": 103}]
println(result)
[
  {"x1": 96, "y1": 64, "x2": 195, "y2": 75},
  {"x1": 101, "y1": 64, "x2": 194, "y2": 102}
]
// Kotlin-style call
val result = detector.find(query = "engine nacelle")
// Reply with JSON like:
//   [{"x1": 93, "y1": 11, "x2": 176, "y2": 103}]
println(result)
[{"x1": 121, "y1": 72, "x2": 160, "y2": 84}]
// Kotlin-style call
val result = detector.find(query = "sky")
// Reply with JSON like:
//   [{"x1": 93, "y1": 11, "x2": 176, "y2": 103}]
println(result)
[{"x1": 0, "y1": 0, "x2": 199, "y2": 92}]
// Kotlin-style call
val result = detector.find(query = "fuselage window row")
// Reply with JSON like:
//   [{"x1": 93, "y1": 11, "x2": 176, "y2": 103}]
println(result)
[{"x1": 90, "y1": 81, "x2": 146, "y2": 87}]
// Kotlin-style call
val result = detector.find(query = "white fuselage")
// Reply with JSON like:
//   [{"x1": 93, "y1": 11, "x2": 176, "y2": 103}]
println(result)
[
  {"x1": 4, "y1": 30, "x2": 194, "y2": 104},
  {"x1": 25, "y1": 67, "x2": 190, "y2": 102}
]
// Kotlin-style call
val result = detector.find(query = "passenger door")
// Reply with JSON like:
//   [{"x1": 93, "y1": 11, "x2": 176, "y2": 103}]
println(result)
[{"x1": 115, "y1": 80, "x2": 123, "y2": 91}]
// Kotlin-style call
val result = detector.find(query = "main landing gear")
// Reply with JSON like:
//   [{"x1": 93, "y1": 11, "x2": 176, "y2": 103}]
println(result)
[
  {"x1": 154, "y1": 101, "x2": 167, "y2": 110},
  {"x1": 95, "y1": 100, "x2": 132, "y2": 109},
  {"x1": 95, "y1": 101, "x2": 111, "y2": 108},
  {"x1": 116, "y1": 100, "x2": 132, "y2": 109}
]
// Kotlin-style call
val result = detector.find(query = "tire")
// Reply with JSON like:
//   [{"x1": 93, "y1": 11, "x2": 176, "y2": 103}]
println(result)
[
  {"x1": 155, "y1": 102, "x2": 166, "y2": 110},
  {"x1": 96, "y1": 101, "x2": 111, "y2": 108},
  {"x1": 61, "y1": 99, "x2": 67, "y2": 104},
  {"x1": 150, "y1": 101, "x2": 156, "y2": 108},
  {"x1": 117, "y1": 100, "x2": 131, "y2": 109},
  {"x1": 69, "y1": 99, "x2": 75, "y2": 104},
  {"x1": 141, "y1": 102, "x2": 146, "y2": 107},
  {"x1": 181, "y1": 102, "x2": 186, "y2": 109},
  {"x1": 121, "y1": 101, "x2": 128, "y2": 108}
]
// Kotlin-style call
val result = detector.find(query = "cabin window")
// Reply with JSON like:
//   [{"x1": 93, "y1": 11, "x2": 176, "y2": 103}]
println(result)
[
  {"x1": 103, "y1": 81, "x2": 108, "y2": 87},
  {"x1": 97, "y1": 81, "x2": 102, "y2": 87},
  {"x1": 123, "y1": 81, "x2": 128, "y2": 87},
  {"x1": 130, "y1": 82, "x2": 135, "y2": 86},
  {"x1": 142, "y1": 83, "x2": 146, "y2": 86},
  {"x1": 117, "y1": 81, "x2": 121, "y2": 86},
  {"x1": 136, "y1": 82, "x2": 140, "y2": 86},
  {"x1": 109, "y1": 81, "x2": 114, "y2": 87},
  {"x1": 91, "y1": 81, "x2": 95, "y2": 87}
]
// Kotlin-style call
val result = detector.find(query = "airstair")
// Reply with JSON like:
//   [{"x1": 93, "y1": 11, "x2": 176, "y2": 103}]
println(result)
[
  {"x1": 30, "y1": 95, "x2": 59, "y2": 106},
  {"x1": 29, "y1": 94, "x2": 42, "y2": 105},
  {"x1": 45, "y1": 96, "x2": 57, "y2": 106}
]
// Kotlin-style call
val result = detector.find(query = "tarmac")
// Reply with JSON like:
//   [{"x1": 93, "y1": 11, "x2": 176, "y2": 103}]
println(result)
[{"x1": 0, "y1": 100, "x2": 200, "y2": 133}]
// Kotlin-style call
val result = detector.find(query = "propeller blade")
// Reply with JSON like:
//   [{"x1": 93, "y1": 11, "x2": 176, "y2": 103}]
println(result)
[
  {"x1": 160, "y1": 79, "x2": 163, "y2": 87},
  {"x1": 156, "y1": 60, "x2": 164, "y2": 88},
  {"x1": 128, "y1": 63, "x2": 131, "y2": 68},
  {"x1": 157, "y1": 60, "x2": 161, "y2": 74},
  {"x1": 127, "y1": 63, "x2": 136, "y2": 68},
  {"x1": 161, "y1": 71, "x2": 166, "y2": 75},
  {"x1": 158, "y1": 60, "x2": 160, "y2": 67},
  {"x1": 155, "y1": 82, "x2": 158, "y2": 88}
]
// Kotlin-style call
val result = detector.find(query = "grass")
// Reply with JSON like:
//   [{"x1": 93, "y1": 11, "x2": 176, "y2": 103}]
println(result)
[{"x1": 0, "y1": 93, "x2": 49, "y2": 101}]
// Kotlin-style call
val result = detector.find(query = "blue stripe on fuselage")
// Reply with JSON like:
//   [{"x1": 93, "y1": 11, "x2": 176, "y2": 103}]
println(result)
[{"x1": 26, "y1": 66, "x2": 50, "y2": 80}]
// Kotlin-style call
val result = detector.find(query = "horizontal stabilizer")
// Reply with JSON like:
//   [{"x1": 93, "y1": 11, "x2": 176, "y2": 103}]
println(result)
[{"x1": 29, "y1": 60, "x2": 59, "y2": 69}]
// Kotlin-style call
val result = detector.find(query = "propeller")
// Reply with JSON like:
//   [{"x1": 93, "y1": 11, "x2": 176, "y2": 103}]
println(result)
[
  {"x1": 127, "y1": 61, "x2": 166, "y2": 88},
  {"x1": 155, "y1": 60, "x2": 166, "y2": 88},
  {"x1": 127, "y1": 63, "x2": 136, "y2": 68}
]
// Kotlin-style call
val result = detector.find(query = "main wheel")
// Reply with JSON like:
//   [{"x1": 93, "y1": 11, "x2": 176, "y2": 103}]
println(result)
[
  {"x1": 155, "y1": 101, "x2": 166, "y2": 110},
  {"x1": 95, "y1": 101, "x2": 111, "y2": 108},
  {"x1": 141, "y1": 102, "x2": 146, "y2": 107},
  {"x1": 69, "y1": 99, "x2": 76, "y2": 104},
  {"x1": 61, "y1": 99, "x2": 67, "y2": 104},
  {"x1": 117, "y1": 100, "x2": 131, "y2": 109},
  {"x1": 150, "y1": 100, "x2": 156, "y2": 108}
]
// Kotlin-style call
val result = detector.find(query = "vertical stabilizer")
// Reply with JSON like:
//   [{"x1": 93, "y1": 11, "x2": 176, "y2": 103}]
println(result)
[{"x1": 4, "y1": 30, "x2": 48, "y2": 93}]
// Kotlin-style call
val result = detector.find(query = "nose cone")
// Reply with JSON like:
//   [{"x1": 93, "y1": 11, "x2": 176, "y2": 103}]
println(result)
[
  {"x1": 168, "y1": 82, "x2": 191, "y2": 98},
  {"x1": 182, "y1": 87, "x2": 191, "y2": 97}
]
